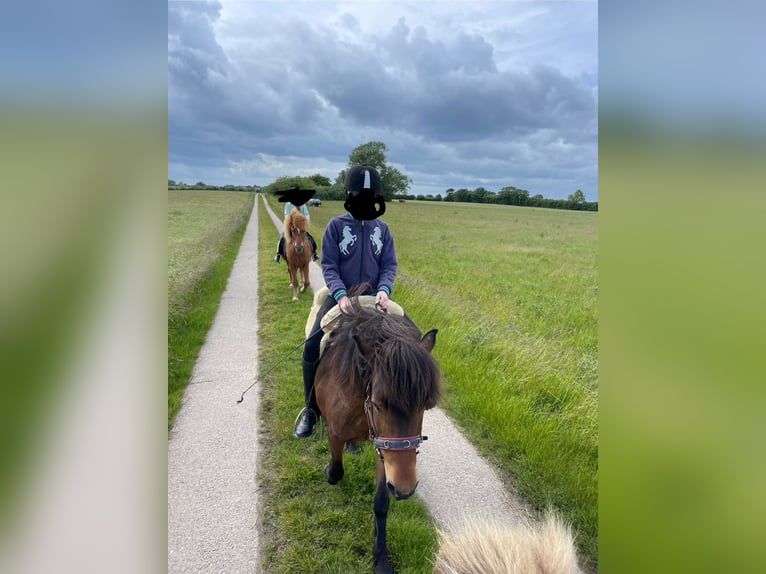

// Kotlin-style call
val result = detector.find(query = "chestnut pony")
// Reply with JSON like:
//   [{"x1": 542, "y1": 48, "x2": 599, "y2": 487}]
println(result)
[
  {"x1": 283, "y1": 207, "x2": 311, "y2": 300},
  {"x1": 313, "y1": 303, "x2": 441, "y2": 574}
]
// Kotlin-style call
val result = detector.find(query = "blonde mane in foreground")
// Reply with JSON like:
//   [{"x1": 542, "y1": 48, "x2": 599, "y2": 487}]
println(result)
[{"x1": 433, "y1": 513, "x2": 583, "y2": 574}]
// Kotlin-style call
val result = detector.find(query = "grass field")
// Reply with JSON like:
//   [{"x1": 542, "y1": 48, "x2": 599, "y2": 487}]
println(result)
[
  {"x1": 167, "y1": 190, "x2": 254, "y2": 428},
  {"x1": 168, "y1": 191, "x2": 598, "y2": 571}
]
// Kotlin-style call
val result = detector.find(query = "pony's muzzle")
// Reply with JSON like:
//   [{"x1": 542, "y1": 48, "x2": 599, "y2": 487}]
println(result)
[
  {"x1": 294, "y1": 244, "x2": 305, "y2": 253},
  {"x1": 387, "y1": 480, "x2": 418, "y2": 500}
]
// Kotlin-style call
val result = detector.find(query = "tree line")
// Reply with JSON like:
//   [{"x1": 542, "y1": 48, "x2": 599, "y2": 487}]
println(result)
[
  {"x1": 169, "y1": 141, "x2": 597, "y2": 212},
  {"x1": 419, "y1": 186, "x2": 597, "y2": 211}
]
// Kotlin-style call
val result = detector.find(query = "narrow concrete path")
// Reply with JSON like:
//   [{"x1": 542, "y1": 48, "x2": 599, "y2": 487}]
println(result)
[
  {"x1": 262, "y1": 197, "x2": 531, "y2": 533},
  {"x1": 168, "y1": 198, "x2": 262, "y2": 573}
]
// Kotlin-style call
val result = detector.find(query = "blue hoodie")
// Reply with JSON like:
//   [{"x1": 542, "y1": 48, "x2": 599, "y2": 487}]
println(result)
[{"x1": 321, "y1": 213, "x2": 397, "y2": 301}]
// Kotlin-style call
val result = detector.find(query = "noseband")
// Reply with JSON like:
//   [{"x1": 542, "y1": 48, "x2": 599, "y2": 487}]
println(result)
[{"x1": 364, "y1": 384, "x2": 427, "y2": 460}]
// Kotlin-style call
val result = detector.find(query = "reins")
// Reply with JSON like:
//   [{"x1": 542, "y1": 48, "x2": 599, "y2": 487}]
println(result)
[{"x1": 235, "y1": 314, "x2": 342, "y2": 405}]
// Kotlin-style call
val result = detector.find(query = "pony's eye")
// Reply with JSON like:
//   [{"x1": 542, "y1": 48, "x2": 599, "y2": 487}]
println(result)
[{"x1": 372, "y1": 402, "x2": 383, "y2": 413}]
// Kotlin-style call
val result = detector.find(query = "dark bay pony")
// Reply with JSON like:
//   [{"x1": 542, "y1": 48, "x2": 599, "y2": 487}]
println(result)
[
  {"x1": 283, "y1": 207, "x2": 311, "y2": 300},
  {"x1": 313, "y1": 303, "x2": 441, "y2": 574}
]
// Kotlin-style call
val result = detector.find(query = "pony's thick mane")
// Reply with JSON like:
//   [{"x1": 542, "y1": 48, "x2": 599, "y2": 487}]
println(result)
[
  {"x1": 433, "y1": 513, "x2": 582, "y2": 574},
  {"x1": 326, "y1": 307, "x2": 441, "y2": 411},
  {"x1": 284, "y1": 208, "x2": 308, "y2": 235}
]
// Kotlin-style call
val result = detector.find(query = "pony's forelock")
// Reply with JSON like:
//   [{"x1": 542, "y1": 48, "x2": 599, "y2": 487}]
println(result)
[
  {"x1": 372, "y1": 337, "x2": 441, "y2": 411},
  {"x1": 326, "y1": 308, "x2": 441, "y2": 409}
]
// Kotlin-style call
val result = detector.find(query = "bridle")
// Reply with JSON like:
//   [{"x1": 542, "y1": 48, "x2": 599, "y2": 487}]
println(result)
[
  {"x1": 290, "y1": 225, "x2": 306, "y2": 251},
  {"x1": 364, "y1": 382, "x2": 427, "y2": 461}
]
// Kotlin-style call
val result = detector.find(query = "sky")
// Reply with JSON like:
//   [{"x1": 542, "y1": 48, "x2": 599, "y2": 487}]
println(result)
[{"x1": 168, "y1": 0, "x2": 598, "y2": 201}]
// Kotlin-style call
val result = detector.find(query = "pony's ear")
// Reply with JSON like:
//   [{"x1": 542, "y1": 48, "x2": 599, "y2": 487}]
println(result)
[{"x1": 420, "y1": 329, "x2": 438, "y2": 353}]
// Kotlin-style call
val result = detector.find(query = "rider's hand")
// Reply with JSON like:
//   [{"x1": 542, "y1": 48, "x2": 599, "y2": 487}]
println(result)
[
  {"x1": 338, "y1": 295, "x2": 354, "y2": 314},
  {"x1": 375, "y1": 290, "x2": 390, "y2": 311}
]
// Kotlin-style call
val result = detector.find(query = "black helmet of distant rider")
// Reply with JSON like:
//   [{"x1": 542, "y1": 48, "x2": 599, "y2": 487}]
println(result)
[{"x1": 343, "y1": 165, "x2": 386, "y2": 220}]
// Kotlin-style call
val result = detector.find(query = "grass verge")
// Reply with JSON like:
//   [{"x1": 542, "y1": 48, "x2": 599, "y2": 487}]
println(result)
[{"x1": 167, "y1": 190, "x2": 254, "y2": 429}]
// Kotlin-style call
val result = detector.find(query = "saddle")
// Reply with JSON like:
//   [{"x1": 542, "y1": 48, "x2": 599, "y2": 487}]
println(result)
[{"x1": 305, "y1": 287, "x2": 405, "y2": 357}]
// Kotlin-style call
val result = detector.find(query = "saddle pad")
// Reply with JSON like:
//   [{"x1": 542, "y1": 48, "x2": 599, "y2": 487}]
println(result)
[{"x1": 304, "y1": 286, "x2": 405, "y2": 356}]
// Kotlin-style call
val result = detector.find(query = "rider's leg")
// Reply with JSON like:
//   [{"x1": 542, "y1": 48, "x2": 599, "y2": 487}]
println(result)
[
  {"x1": 307, "y1": 231, "x2": 319, "y2": 262},
  {"x1": 294, "y1": 295, "x2": 335, "y2": 438},
  {"x1": 274, "y1": 235, "x2": 285, "y2": 263}
]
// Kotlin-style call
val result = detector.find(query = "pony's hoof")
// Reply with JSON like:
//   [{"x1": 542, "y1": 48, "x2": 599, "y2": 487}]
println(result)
[
  {"x1": 324, "y1": 463, "x2": 342, "y2": 485},
  {"x1": 292, "y1": 296, "x2": 299, "y2": 301}
]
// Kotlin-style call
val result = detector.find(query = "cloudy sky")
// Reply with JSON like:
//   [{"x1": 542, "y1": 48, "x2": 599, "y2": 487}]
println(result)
[{"x1": 168, "y1": 1, "x2": 598, "y2": 200}]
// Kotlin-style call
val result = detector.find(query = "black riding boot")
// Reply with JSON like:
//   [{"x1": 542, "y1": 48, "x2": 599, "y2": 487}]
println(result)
[
  {"x1": 308, "y1": 232, "x2": 319, "y2": 262},
  {"x1": 294, "y1": 359, "x2": 320, "y2": 438},
  {"x1": 274, "y1": 236, "x2": 285, "y2": 263}
]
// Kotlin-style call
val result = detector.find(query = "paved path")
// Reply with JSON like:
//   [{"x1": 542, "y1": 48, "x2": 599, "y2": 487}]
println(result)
[
  {"x1": 167, "y1": 195, "x2": 530, "y2": 573},
  {"x1": 168, "y1": 197, "x2": 262, "y2": 573}
]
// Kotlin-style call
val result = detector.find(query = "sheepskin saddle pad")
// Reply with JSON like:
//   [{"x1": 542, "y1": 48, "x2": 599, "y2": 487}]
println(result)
[{"x1": 304, "y1": 286, "x2": 405, "y2": 357}]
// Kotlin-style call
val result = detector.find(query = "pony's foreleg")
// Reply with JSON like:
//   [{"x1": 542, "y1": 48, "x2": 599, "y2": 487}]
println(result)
[
  {"x1": 287, "y1": 265, "x2": 299, "y2": 300},
  {"x1": 324, "y1": 434, "x2": 345, "y2": 485},
  {"x1": 372, "y1": 458, "x2": 392, "y2": 574},
  {"x1": 300, "y1": 265, "x2": 310, "y2": 293}
]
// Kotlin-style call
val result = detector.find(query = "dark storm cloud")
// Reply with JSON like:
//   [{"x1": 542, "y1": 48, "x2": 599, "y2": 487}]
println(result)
[
  {"x1": 168, "y1": 1, "x2": 598, "y2": 200},
  {"x1": 283, "y1": 16, "x2": 594, "y2": 143}
]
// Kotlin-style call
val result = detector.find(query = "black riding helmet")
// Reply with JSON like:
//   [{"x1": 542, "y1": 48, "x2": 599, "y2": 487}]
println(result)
[{"x1": 344, "y1": 164, "x2": 386, "y2": 220}]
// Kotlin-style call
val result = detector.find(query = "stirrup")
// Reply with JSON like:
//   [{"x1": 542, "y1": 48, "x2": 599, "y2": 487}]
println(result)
[{"x1": 292, "y1": 406, "x2": 323, "y2": 440}]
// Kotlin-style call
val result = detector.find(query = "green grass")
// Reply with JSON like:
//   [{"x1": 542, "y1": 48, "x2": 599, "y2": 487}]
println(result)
[
  {"x1": 272, "y1": 197, "x2": 598, "y2": 571},
  {"x1": 168, "y1": 192, "x2": 597, "y2": 571},
  {"x1": 257, "y1": 199, "x2": 439, "y2": 573},
  {"x1": 167, "y1": 190, "x2": 254, "y2": 429}
]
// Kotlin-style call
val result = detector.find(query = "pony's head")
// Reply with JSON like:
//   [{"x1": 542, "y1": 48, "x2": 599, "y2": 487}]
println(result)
[{"x1": 337, "y1": 307, "x2": 442, "y2": 499}]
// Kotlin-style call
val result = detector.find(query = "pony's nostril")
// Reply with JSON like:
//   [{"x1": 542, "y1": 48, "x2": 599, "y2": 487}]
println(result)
[{"x1": 387, "y1": 481, "x2": 396, "y2": 496}]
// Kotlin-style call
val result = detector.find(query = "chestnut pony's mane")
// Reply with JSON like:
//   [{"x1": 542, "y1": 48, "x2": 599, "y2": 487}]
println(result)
[{"x1": 284, "y1": 208, "x2": 308, "y2": 236}]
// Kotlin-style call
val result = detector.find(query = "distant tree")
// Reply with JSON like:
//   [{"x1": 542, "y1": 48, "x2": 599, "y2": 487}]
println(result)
[
  {"x1": 498, "y1": 186, "x2": 530, "y2": 206},
  {"x1": 472, "y1": 187, "x2": 495, "y2": 203},
  {"x1": 450, "y1": 188, "x2": 472, "y2": 202},
  {"x1": 308, "y1": 173, "x2": 332, "y2": 187},
  {"x1": 568, "y1": 189, "x2": 586, "y2": 204},
  {"x1": 339, "y1": 141, "x2": 412, "y2": 201},
  {"x1": 168, "y1": 179, "x2": 176, "y2": 187}
]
